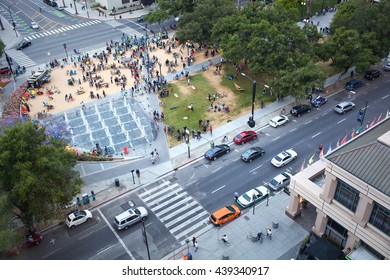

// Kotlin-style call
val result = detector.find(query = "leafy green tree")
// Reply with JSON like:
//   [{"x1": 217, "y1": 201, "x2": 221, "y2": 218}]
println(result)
[
  {"x1": 145, "y1": 8, "x2": 170, "y2": 31},
  {"x1": 272, "y1": 63, "x2": 326, "y2": 101},
  {"x1": 0, "y1": 39, "x2": 4, "y2": 59},
  {"x1": 146, "y1": 0, "x2": 195, "y2": 23},
  {"x1": 176, "y1": 0, "x2": 236, "y2": 43},
  {"x1": 0, "y1": 122, "x2": 82, "y2": 235},
  {"x1": 330, "y1": 0, "x2": 390, "y2": 59},
  {"x1": 323, "y1": 27, "x2": 377, "y2": 73}
]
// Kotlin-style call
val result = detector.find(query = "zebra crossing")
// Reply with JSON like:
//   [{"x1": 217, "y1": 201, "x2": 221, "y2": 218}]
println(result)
[
  {"x1": 24, "y1": 20, "x2": 101, "y2": 41},
  {"x1": 4, "y1": 49, "x2": 36, "y2": 68},
  {"x1": 119, "y1": 27, "x2": 143, "y2": 38},
  {"x1": 138, "y1": 180, "x2": 214, "y2": 245}
]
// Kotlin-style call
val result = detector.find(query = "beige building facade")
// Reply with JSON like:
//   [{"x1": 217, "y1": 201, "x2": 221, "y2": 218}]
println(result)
[{"x1": 285, "y1": 117, "x2": 390, "y2": 260}]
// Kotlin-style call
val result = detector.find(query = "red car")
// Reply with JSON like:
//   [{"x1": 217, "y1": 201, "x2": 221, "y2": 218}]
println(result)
[
  {"x1": 6, "y1": 232, "x2": 43, "y2": 256},
  {"x1": 233, "y1": 130, "x2": 257, "y2": 144}
]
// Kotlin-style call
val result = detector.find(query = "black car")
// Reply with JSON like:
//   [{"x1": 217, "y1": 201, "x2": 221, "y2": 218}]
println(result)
[
  {"x1": 345, "y1": 79, "x2": 364, "y2": 91},
  {"x1": 290, "y1": 104, "x2": 311, "y2": 117},
  {"x1": 137, "y1": 15, "x2": 144, "y2": 22},
  {"x1": 364, "y1": 69, "x2": 381, "y2": 80},
  {"x1": 15, "y1": 40, "x2": 32, "y2": 50},
  {"x1": 241, "y1": 147, "x2": 265, "y2": 162},
  {"x1": 204, "y1": 144, "x2": 230, "y2": 160}
]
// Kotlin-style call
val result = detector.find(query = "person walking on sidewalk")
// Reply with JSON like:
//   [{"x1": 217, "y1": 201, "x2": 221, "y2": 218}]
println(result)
[
  {"x1": 194, "y1": 240, "x2": 199, "y2": 252},
  {"x1": 192, "y1": 236, "x2": 196, "y2": 247},
  {"x1": 209, "y1": 126, "x2": 213, "y2": 136},
  {"x1": 234, "y1": 192, "x2": 239, "y2": 201}
]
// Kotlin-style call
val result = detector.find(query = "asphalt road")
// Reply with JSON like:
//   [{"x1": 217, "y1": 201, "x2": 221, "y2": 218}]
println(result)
[{"x1": 14, "y1": 75, "x2": 390, "y2": 260}]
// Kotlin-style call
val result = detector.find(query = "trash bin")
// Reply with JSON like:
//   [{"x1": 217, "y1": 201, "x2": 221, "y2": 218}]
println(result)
[
  {"x1": 115, "y1": 178, "x2": 120, "y2": 187},
  {"x1": 272, "y1": 222, "x2": 279, "y2": 229},
  {"x1": 187, "y1": 252, "x2": 192, "y2": 260}
]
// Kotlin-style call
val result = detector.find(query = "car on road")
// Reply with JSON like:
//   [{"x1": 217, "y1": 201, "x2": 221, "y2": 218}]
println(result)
[
  {"x1": 271, "y1": 149, "x2": 297, "y2": 167},
  {"x1": 269, "y1": 115, "x2": 289, "y2": 127},
  {"x1": 210, "y1": 205, "x2": 240, "y2": 226},
  {"x1": 334, "y1": 101, "x2": 355, "y2": 114},
  {"x1": 204, "y1": 144, "x2": 230, "y2": 160},
  {"x1": 5, "y1": 232, "x2": 43, "y2": 256},
  {"x1": 30, "y1": 21, "x2": 39, "y2": 29},
  {"x1": 290, "y1": 104, "x2": 311, "y2": 117},
  {"x1": 233, "y1": 130, "x2": 257, "y2": 144},
  {"x1": 236, "y1": 185, "x2": 269, "y2": 208},
  {"x1": 57, "y1": 6, "x2": 65, "y2": 11},
  {"x1": 137, "y1": 15, "x2": 145, "y2": 22},
  {"x1": 0, "y1": 67, "x2": 11, "y2": 76},
  {"x1": 15, "y1": 39, "x2": 32, "y2": 50},
  {"x1": 311, "y1": 96, "x2": 328, "y2": 107},
  {"x1": 345, "y1": 79, "x2": 363, "y2": 91},
  {"x1": 66, "y1": 210, "x2": 93, "y2": 228},
  {"x1": 241, "y1": 147, "x2": 265, "y2": 162},
  {"x1": 384, "y1": 63, "x2": 390, "y2": 71},
  {"x1": 364, "y1": 69, "x2": 381, "y2": 80},
  {"x1": 49, "y1": 1, "x2": 58, "y2": 7},
  {"x1": 268, "y1": 172, "x2": 292, "y2": 191},
  {"x1": 114, "y1": 207, "x2": 148, "y2": 230}
]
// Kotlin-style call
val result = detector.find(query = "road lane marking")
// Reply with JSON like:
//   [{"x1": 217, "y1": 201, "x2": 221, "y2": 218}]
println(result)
[
  {"x1": 211, "y1": 166, "x2": 222, "y2": 173},
  {"x1": 97, "y1": 208, "x2": 135, "y2": 259},
  {"x1": 250, "y1": 164, "x2": 263, "y2": 173},
  {"x1": 337, "y1": 118, "x2": 347, "y2": 124},
  {"x1": 42, "y1": 247, "x2": 63, "y2": 259},
  {"x1": 97, "y1": 244, "x2": 115, "y2": 255},
  {"x1": 289, "y1": 128, "x2": 297, "y2": 132},
  {"x1": 381, "y1": 94, "x2": 389, "y2": 99},
  {"x1": 211, "y1": 185, "x2": 226, "y2": 194},
  {"x1": 272, "y1": 136, "x2": 280, "y2": 141},
  {"x1": 311, "y1": 132, "x2": 322, "y2": 138},
  {"x1": 304, "y1": 120, "x2": 313, "y2": 125}
]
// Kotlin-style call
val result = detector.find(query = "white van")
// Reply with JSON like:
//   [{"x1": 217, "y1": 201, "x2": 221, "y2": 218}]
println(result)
[{"x1": 114, "y1": 207, "x2": 148, "y2": 230}]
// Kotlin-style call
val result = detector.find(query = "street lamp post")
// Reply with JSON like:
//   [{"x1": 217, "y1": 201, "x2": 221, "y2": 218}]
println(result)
[
  {"x1": 186, "y1": 129, "x2": 191, "y2": 158},
  {"x1": 84, "y1": 0, "x2": 90, "y2": 18},
  {"x1": 73, "y1": 0, "x2": 78, "y2": 15},
  {"x1": 141, "y1": 218, "x2": 151, "y2": 260},
  {"x1": 241, "y1": 73, "x2": 269, "y2": 128},
  {"x1": 130, "y1": 169, "x2": 135, "y2": 184},
  {"x1": 7, "y1": 5, "x2": 18, "y2": 37},
  {"x1": 300, "y1": 1, "x2": 306, "y2": 19}
]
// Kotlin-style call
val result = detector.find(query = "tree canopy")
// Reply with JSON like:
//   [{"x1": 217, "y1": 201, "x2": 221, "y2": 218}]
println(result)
[{"x1": 0, "y1": 122, "x2": 82, "y2": 251}]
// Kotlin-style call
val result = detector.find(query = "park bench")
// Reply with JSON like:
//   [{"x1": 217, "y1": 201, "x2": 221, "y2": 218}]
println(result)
[{"x1": 234, "y1": 82, "x2": 244, "y2": 91}]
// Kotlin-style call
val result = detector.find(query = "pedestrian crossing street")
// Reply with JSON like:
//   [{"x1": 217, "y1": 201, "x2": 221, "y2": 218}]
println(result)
[
  {"x1": 24, "y1": 20, "x2": 101, "y2": 41},
  {"x1": 138, "y1": 180, "x2": 213, "y2": 245},
  {"x1": 5, "y1": 49, "x2": 36, "y2": 68}
]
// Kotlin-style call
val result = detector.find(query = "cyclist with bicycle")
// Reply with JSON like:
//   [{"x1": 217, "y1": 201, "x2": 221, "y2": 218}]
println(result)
[{"x1": 221, "y1": 234, "x2": 229, "y2": 244}]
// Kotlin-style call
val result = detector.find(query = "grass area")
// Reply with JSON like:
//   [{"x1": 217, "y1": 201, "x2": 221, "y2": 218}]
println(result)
[
  {"x1": 161, "y1": 74, "x2": 217, "y2": 145},
  {"x1": 161, "y1": 63, "x2": 278, "y2": 147}
]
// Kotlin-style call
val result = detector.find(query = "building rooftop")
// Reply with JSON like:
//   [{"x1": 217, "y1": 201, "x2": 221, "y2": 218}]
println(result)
[{"x1": 327, "y1": 117, "x2": 390, "y2": 196}]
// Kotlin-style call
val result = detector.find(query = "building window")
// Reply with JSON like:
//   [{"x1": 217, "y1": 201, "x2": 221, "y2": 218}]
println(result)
[
  {"x1": 369, "y1": 202, "x2": 390, "y2": 237},
  {"x1": 333, "y1": 180, "x2": 359, "y2": 212},
  {"x1": 325, "y1": 218, "x2": 348, "y2": 247}
]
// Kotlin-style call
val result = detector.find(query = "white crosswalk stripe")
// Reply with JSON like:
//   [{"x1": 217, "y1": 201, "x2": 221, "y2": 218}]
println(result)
[
  {"x1": 23, "y1": 20, "x2": 101, "y2": 41},
  {"x1": 119, "y1": 27, "x2": 143, "y2": 38},
  {"x1": 138, "y1": 181, "x2": 213, "y2": 245},
  {"x1": 5, "y1": 49, "x2": 36, "y2": 68},
  {"x1": 105, "y1": 20, "x2": 124, "y2": 28}
]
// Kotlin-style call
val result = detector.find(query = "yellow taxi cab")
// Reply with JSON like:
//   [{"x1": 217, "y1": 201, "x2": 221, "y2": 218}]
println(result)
[{"x1": 209, "y1": 205, "x2": 241, "y2": 226}]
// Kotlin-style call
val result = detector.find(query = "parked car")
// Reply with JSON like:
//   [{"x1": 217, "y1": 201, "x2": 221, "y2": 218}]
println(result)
[
  {"x1": 0, "y1": 67, "x2": 11, "y2": 76},
  {"x1": 271, "y1": 149, "x2": 297, "y2": 167},
  {"x1": 384, "y1": 63, "x2": 390, "y2": 71},
  {"x1": 269, "y1": 115, "x2": 289, "y2": 127},
  {"x1": 236, "y1": 186, "x2": 269, "y2": 208},
  {"x1": 15, "y1": 39, "x2": 32, "y2": 50},
  {"x1": 311, "y1": 96, "x2": 328, "y2": 107},
  {"x1": 5, "y1": 232, "x2": 43, "y2": 256},
  {"x1": 364, "y1": 69, "x2": 381, "y2": 80},
  {"x1": 114, "y1": 207, "x2": 148, "y2": 230},
  {"x1": 49, "y1": 1, "x2": 58, "y2": 7},
  {"x1": 334, "y1": 101, "x2": 355, "y2": 114},
  {"x1": 345, "y1": 79, "x2": 363, "y2": 91},
  {"x1": 204, "y1": 144, "x2": 230, "y2": 160},
  {"x1": 241, "y1": 147, "x2": 265, "y2": 162},
  {"x1": 268, "y1": 172, "x2": 292, "y2": 191},
  {"x1": 137, "y1": 15, "x2": 145, "y2": 22},
  {"x1": 209, "y1": 205, "x2": 240, "y2": 226},
  {"x1": 30, "y1": 21, "x2": 39, "y2": 29},
  {"x1": 66, "y1": 210, "x2": 93, "y2": 228},
  {"x1": 290, "y1": 104, "x2": 311, "y2": 117},
  {"x1": 233, "y1": 130, "x2": 257, "y2": 144}
]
